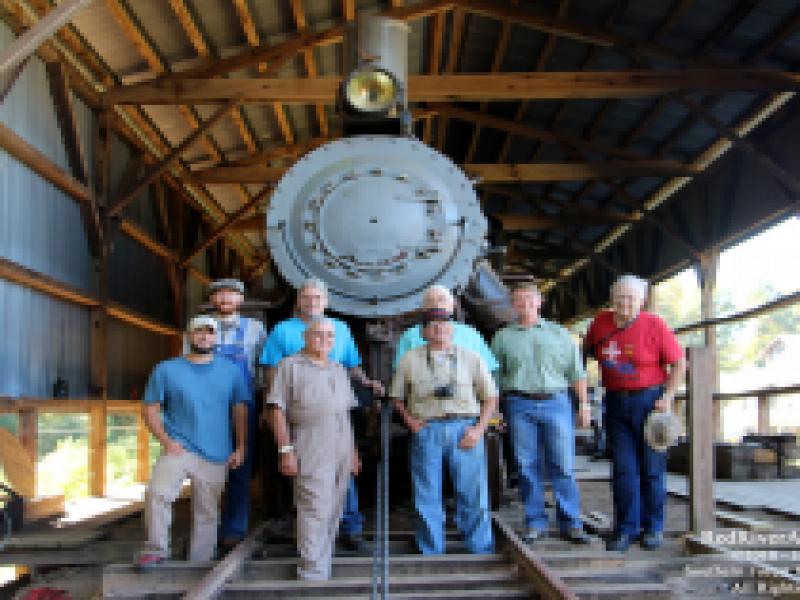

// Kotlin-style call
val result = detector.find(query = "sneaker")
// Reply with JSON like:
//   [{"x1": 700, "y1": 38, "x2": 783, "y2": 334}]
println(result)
[
  {"x1": 641, "y1": 531, "x2": 663, "y2": 550},
  {"x1": 560, "y1": 527, "x2": 591, "y2": 544},
  {"x1": 340, "y1": 533, "x2": 364, "y2": 552},
  {"x1": 135, "y1": 553, "x2": 165, "y2": 571},
  {"x1": 605, "y1": 533, "x2": 632, "y2": 552},
  {"x1": 521, "y1": 528, "x2": 544, "y2": 543}
]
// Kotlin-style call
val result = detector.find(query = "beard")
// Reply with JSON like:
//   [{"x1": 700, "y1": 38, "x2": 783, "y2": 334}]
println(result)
[{"x1": 190, "y1": 343, "x2": 214, "y2": 355}]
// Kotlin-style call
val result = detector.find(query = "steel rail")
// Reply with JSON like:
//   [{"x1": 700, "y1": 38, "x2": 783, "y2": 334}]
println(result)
[
  {"x1": 492, "y1": 513, "x2": 578, "y2": 600},
  {"x1": 181, "y1": 522, "x2": 268, "y2": 600}
]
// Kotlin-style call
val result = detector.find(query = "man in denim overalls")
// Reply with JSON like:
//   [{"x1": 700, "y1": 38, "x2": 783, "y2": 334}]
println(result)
[{"x1": 207, "y1": 279, "x2": 267, "y2": 548}]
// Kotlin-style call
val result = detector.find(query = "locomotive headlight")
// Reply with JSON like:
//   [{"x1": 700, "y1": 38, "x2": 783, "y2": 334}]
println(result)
[{"x1": 342, "y1": 68, "x2": 398, "y2": 114}]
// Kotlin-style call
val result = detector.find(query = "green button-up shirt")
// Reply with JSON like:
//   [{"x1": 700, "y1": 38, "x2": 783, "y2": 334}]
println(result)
[{"x1": 491, "y1": 319, "x2": 586, "y2": 393}]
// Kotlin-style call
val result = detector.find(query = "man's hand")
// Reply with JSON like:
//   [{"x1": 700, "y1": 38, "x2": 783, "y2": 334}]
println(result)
[
  {"x1": 654, "y1": 391, "x2": 674, "y2": 413},
  {"x1": 368, "y1": 379, "x2": 385, "y2": 398},
  {"x1": 227, "y1": 446, "x2": 245, "y2": 469},
  {"x1": 164, "y1": 438, "x2": 185, "y2": 456},
  {"x1": 406, "y1": 416, "x2": 425, "y2": 434},
  {"x1": 577, "y1": 404, "x2": 591, "y2": 429},
  {"x1": 458, "y1": 425, "x2": 484, "y2": 450},
  {"x1": 279, "y1": 452, "x2": 298, "y2": 477},
  {"x1": 352, "y1": 448, "x2": 362, "y2": 476}
]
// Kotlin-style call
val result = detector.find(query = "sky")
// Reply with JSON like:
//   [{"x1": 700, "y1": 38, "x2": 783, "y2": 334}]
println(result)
[{"x1": 717, "y1": 216, "x2": 800, "y2": 302}]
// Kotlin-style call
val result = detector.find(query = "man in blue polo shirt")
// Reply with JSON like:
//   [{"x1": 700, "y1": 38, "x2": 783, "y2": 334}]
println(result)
[
  {"x1": 260, "y1": 278, "x2": 383, "y2": 550},
  {"x1": 136, "y1": 315, "x2": 249, "y2": 570}
]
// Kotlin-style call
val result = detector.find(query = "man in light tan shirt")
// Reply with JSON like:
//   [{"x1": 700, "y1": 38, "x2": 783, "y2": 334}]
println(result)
[{"x1": 390, "y1": 308, "x2": 497, "y2": 555}]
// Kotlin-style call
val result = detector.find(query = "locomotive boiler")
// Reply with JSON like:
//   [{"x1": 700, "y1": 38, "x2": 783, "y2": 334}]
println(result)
[{"x1": 264, "y1": 16, "x2": 493, "y2": 321}]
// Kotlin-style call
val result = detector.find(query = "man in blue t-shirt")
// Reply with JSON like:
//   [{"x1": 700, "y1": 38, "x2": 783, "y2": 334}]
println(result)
[
  {"x1": 135, "y1": 315, "x2": 249, "y2": 570},
  {"x1": 260, "y1": 278, "x2": 383, "y2": 551}
]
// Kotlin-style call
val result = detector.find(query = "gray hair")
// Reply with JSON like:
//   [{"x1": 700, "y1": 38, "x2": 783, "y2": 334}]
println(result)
[
  {"x1": 611, "y1": 274, "x2": 649, "y2": 300},
  {"x1": 422, "y1": 285, "x2": 455, "y2": 309},
  {"x1": 299, "y1": 278, "x2": 327, "y2": 297},
  {"x1": 304, "y1": 315, "x2": 333, "y2": 332}
]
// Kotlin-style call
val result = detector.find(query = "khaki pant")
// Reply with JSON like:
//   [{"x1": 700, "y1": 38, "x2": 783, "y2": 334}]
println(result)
[
  {"x1": 142, "y1": 451, "x2": 227, "y2": 561},
  {"x1": 294, "y1": 413, "x2": 352, "y2": 580}
]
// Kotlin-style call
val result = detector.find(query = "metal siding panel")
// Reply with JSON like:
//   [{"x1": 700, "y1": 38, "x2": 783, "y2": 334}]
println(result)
[
  {"x1": 0, "y1": 23, "x2": 92, "y2": 290},
  {"x1": 107, "y1": 318, "x2": 172, "y2": 400},
  {"x1": 0, "y1": 279, "x2": 90, "y2": 397}
]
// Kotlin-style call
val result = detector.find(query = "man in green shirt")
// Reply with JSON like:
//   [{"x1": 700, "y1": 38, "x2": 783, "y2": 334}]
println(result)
[{"x1": 491, "y1": 283, "x2": 590, "y2": 544}]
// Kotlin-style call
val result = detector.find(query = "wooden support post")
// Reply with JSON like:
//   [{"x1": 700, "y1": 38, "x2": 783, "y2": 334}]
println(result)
[
  {"x1": 757, "y1": 394, "x2": 770, "y2": 434},
  {"x1": 136, "y1": 409, "x2": 150, "y2": 483},
  {"x1": 18, "y1": 408, "x2": 37, "y2": 496},
  {"x1": 89, "y1": 402, "x2": 107, "y2": 497},
  {"x1": 699, "y1": 249, "x2": 721, "y2": 439},
  {"x1": 687, "y1": 346, "x2": 715, "y2": 535}
]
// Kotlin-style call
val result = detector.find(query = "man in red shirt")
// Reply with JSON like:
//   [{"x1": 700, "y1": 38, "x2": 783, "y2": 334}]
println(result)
[{"x1": 585, "y1": 274, "x2": 685, "y2": 552}]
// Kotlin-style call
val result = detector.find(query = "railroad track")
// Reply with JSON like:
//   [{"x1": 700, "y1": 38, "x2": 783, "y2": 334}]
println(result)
[{"x1": 99, "y1": 506, "x2": 800, "y2": 599}]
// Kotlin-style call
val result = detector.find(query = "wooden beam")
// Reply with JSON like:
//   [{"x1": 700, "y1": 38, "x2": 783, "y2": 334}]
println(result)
[
  {"x1": 225, "y1": 139, "x2": 327, "y2": 167},
  {"x1": 458, "y1": 0, "x2": 737, "y2": 69},
  {"x1": 0, "y1": 0, "x2": 91, "y2": 76},
  {"x1": 687, "y1": 346, "x2": 715, "y2": 534},
  {"x1": 423, "y1": 11, "x2": 445, "y2": 144},
  {"x1": 194, "y1": 160, "x2": 697, "y2": 184},
  {"x1": 108, "y1": 97, "x2": 242, "y2": 218},
  {"x1": 464, "y1": 9, "x2": 514, "y2": 163},
  {"x1": 290, "y1": 0, "x2": 329, "y2": 138},
  {"x1": 168, "y1": 0, "x2": 210, "y2": 58},
  {"x1": 46, "y1": 61, "x2": 104, "y2": 256},
  {"x1": 180, "y1": 186, "x2": 271, "y2": 267},
  {"x1": 0, "y1": 56, "x2": 28, "y2": 102},
  {"x1": 0, "y1": 121, "x2": 92, "y2": 202},
  {"x1": 466, "y1": 160, "x2": 700, "y2": 182},
  {"x1": 136, "y1": 410, "x2": 150, "y2": 483},
  {"x1": 105, "y1": 70, "x2": 800, "y2": 105},
  {"x1": 149, "y1": 0, "x2": 453, "y2": 82},
  {"x1": 436, "y1": 7, "x2": 465, "y2": 150},
  {"x1": 496, "y1": 212, "x2": 639, "y2": 230},
  {"x1": 88, "y1": 402, "x2": 107, "y2": 496},
  {"x1": 674, "y1": 94, "x2": 800, "y2": 200},
  {"x1": 0, "y1": 256, "x2": 181, "y2": 337}
]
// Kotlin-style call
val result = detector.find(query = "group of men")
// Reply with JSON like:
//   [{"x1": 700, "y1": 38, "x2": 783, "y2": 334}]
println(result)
[{"x1": 135, "y1": 272, "x2": 681, "y2": 580}]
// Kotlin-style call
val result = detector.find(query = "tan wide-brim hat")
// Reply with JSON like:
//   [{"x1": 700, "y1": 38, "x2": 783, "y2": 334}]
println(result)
[{"x1": 644, "y1": 411, "x2": 682, "y2": 452}]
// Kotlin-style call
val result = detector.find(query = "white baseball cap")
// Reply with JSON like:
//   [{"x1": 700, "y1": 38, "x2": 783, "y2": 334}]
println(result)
[{"x1": 187, "y1": 315, "x2": 218, "y2": 332}]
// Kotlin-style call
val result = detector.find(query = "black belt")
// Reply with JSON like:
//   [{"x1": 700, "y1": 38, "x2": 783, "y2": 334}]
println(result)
[
  {"x1": 425, "y1": 414, "x2": 477, "y2": 422},
  {"x1": 507, "y1": 389, "x2": 566, "y2": 401},
  {"x1": 607, "y1": 385, "x2": 662, "y2": 398}
]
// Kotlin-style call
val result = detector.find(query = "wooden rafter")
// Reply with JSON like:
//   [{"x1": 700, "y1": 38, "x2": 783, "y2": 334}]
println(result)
[
  {"x1": 192, "y1": 159, "x2": 696, "y2": 184},
  {"x1": 108, "y1": 97, "x2": 242, "y2": 218},
  {"x1": 290, "y1": 0, "x2": 329, "y2": 138},
  {"x1": 180, "y1": 185, "x2": 271, "y2": 267},
  {"x1": 106, "y1": 70, "x2": 800, "y2": 105},
  {"x1": 151, "y1": 0, "x2": 453, "y2": 83},
  {"x1": 46, "y1": 61, "x2": 103, "y2": 254},
  {"x1": 437, "y1": 105, "x2": 650, "y2": 161},
  {"x1": 0, "y1": 0, "x2": 91, "y2": 76},
  {"x1": 435, "y1": 7, "x2": 465, "y2": 151},
  {"x1": 464, "y1": 1, "x2": 514, "y2": 163},
  {"x1": 423, "y1": 11, "x2": 445, "y2": 144},
  {"x1": 457, "y1": 0, "x2": 739, "y2": 69}
]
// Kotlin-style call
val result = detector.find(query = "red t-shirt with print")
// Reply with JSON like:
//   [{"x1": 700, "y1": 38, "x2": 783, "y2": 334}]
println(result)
[{"x1": 585, "y1": 310, "x2": 683, "y2": 391}]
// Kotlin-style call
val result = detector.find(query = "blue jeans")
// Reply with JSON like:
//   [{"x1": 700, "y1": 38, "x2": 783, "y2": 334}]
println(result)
[
  {"x1": 409, "y1": 419, "x2": 493, "y2": 554},
  {"x1": 221, "y1": 405, "x2": 257, "y2": 538},
  {"x1": 506, "y1": 392, "x2": 582, "y2": 532},
  {"x1": 605, "y1": 386, "x2": 666, "y2": 537},
  {"x1": 338, "y1": 477, "x2": 363, "y2": 535}
]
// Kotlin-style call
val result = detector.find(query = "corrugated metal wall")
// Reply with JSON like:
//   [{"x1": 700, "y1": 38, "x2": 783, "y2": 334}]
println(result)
[
  {"x1": 0, "y1": 23, "x2": 92, "y2": 396},
  {"x1": 107, "y1": 319, "x2": 172, "y2": 399},
  {"x1": 0, "y1": 22, "x2": 183, "y2": 398}
]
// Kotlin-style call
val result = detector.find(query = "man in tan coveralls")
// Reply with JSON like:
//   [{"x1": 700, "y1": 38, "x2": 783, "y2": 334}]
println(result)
[{"x1": 267, "y1": 317, "x2": 360, "y2": 580}]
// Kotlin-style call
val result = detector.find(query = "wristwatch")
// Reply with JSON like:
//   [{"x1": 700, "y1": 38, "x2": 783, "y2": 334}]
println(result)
[{"x1": 277, "y1": 444, "x2": 295, "y2": 454}]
